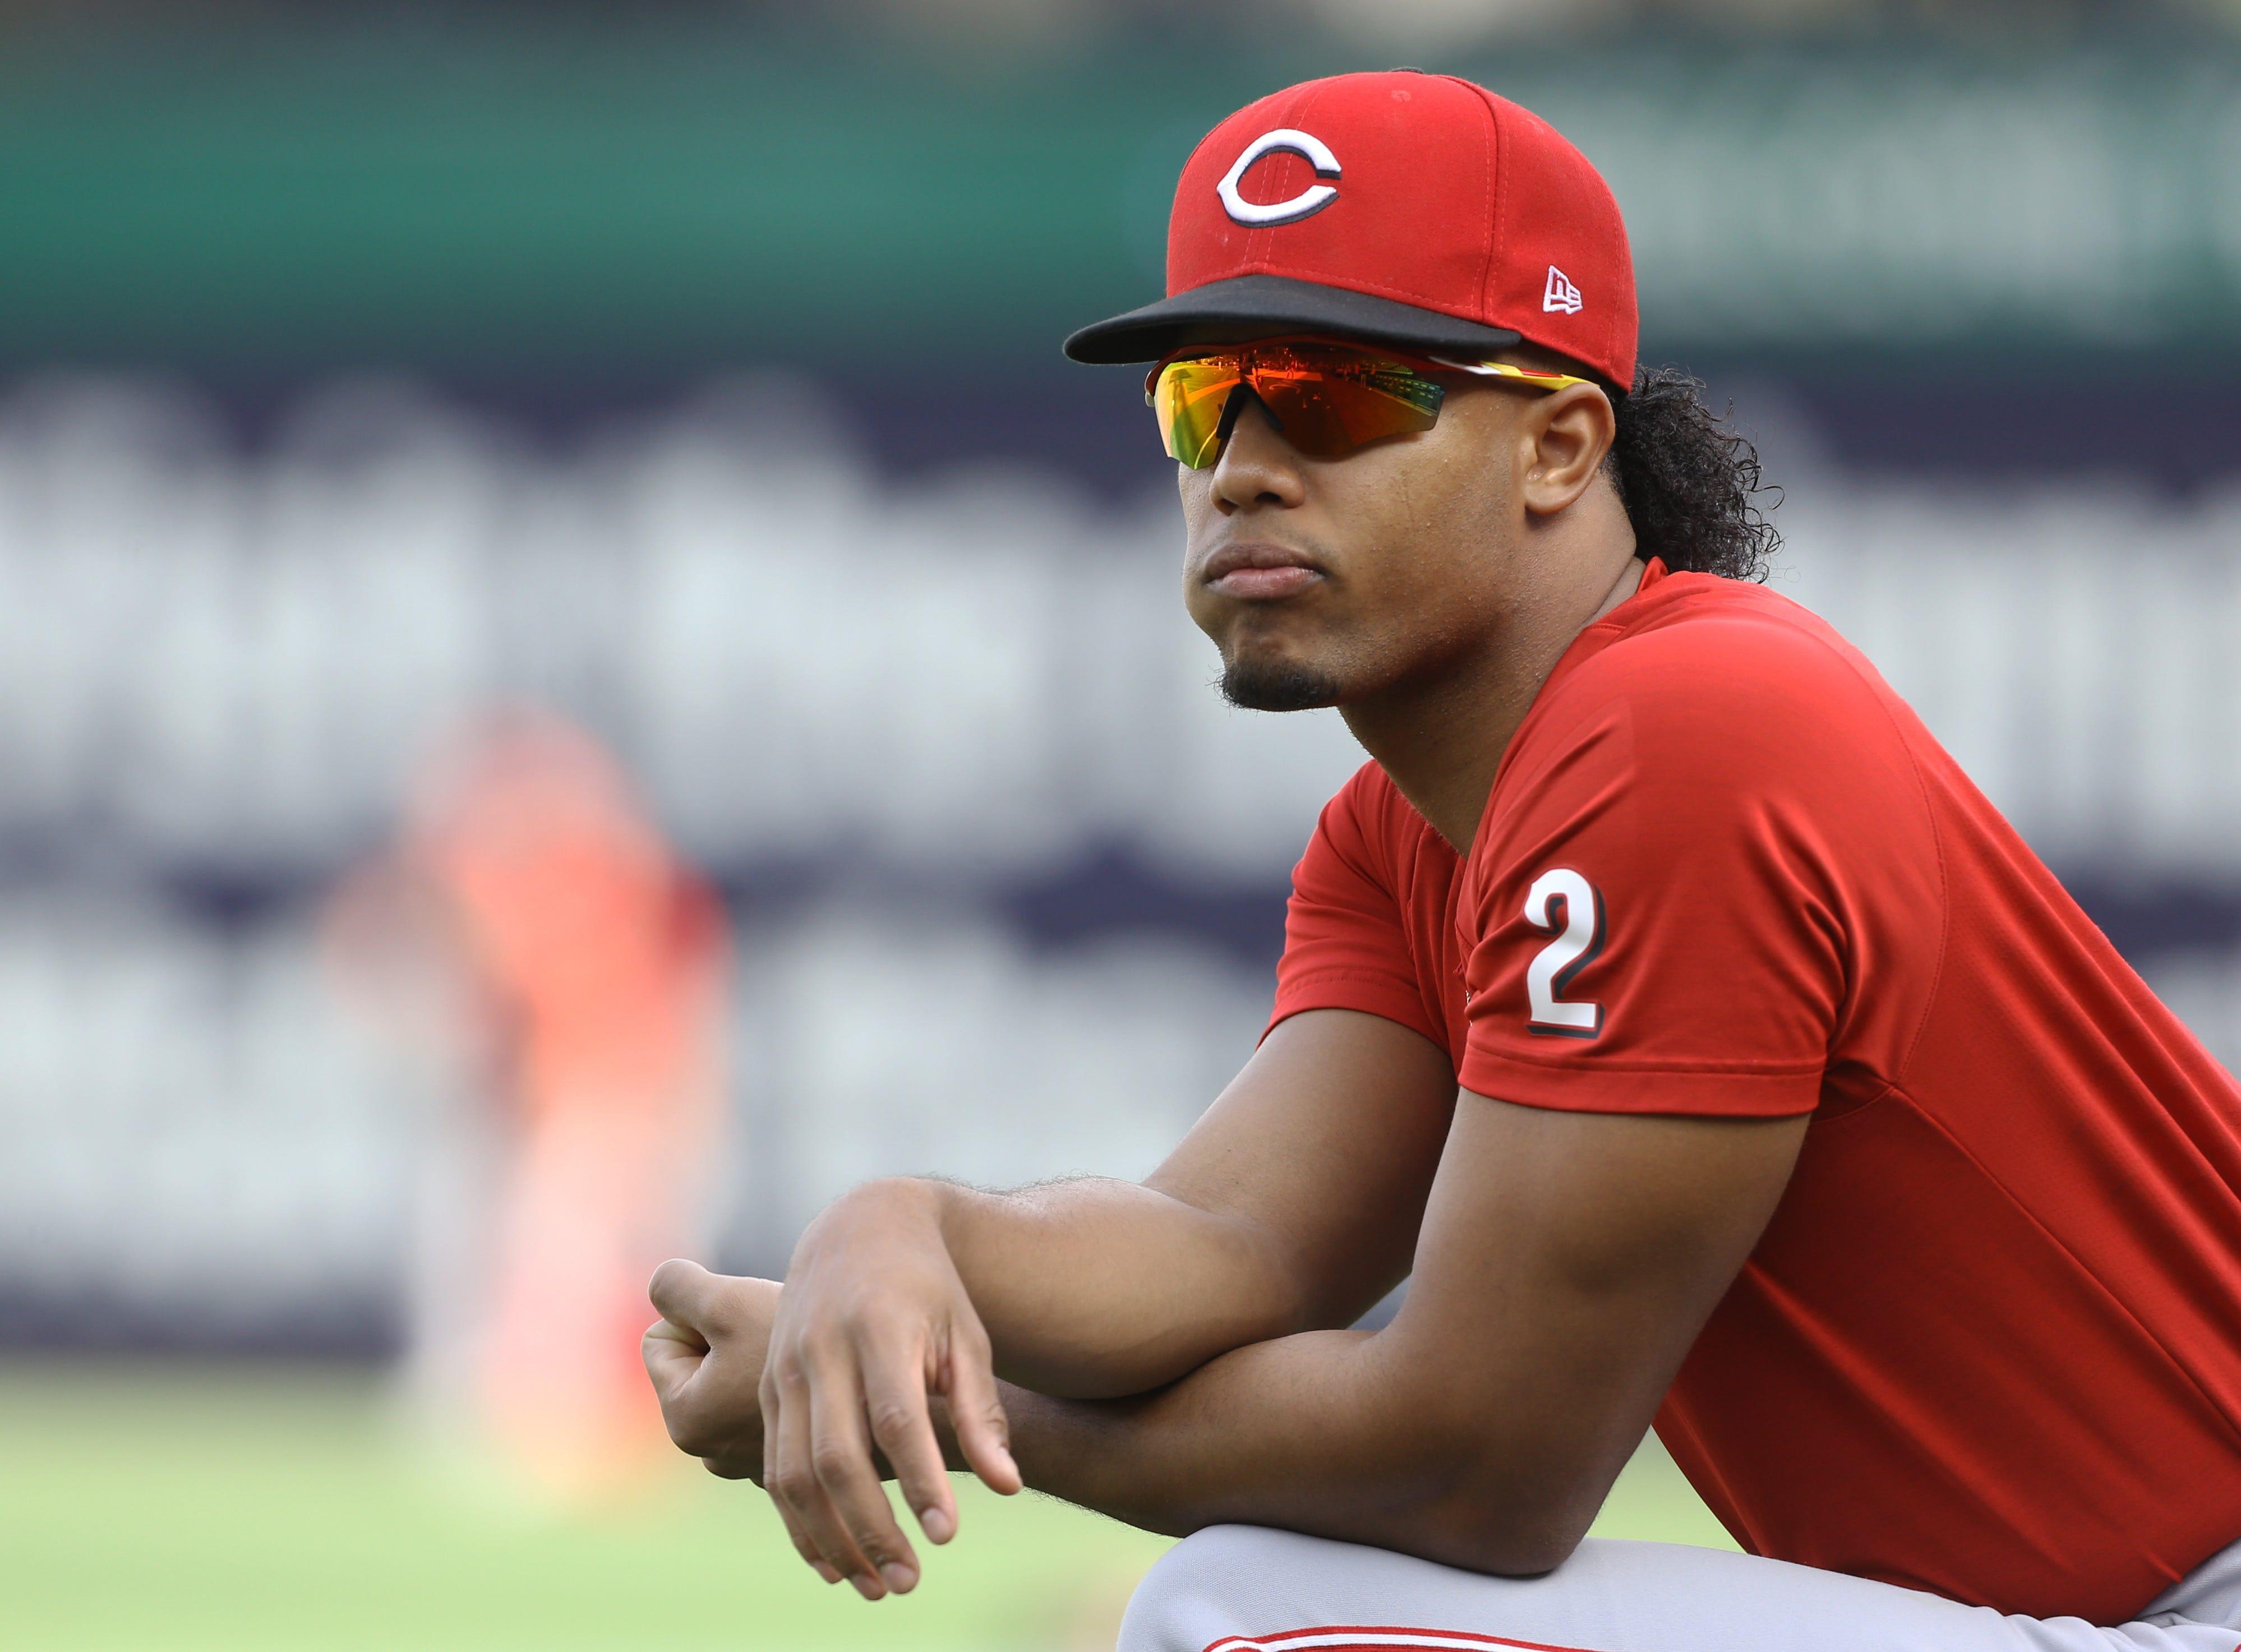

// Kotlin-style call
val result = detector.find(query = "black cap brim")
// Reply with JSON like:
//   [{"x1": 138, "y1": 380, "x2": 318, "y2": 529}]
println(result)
[{"x1": 1063, "y1": 274, "x2": 1524, "y2": 366}]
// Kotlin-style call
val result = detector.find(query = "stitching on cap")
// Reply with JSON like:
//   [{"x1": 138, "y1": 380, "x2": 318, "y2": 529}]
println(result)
[
  {"x1": 1255, "y1": 80, "x2": 1320, "y2": 264},
  {"x1": 1264, "y1": 85, "x2": 1311, "y2": 261},
  {"x1": 1172, "y1": 120, "x2": 1231, "y2": 293},
  {"x1": 1467, "y1": 80, "x2": 1507, "y2": 325}
]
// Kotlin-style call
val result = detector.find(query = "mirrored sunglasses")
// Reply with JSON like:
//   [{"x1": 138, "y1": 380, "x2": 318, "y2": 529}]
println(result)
[{"x1": 1146, "y1": 338, "x2": 1592, "y2": 470}]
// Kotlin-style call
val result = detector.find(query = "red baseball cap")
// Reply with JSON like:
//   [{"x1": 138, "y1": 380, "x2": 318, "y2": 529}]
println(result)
[{"x1": 1065, "y1": 71, "x2": 1638, "y2": 391}]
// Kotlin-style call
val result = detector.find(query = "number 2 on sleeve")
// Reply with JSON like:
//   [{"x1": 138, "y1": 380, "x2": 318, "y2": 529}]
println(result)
[{"x1": 1523, "y1": 868, "x2": 1605, "y2": 1037}]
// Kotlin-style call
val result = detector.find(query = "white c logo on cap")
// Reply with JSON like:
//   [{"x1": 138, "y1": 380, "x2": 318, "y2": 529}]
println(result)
[{"x1": 1216, "y1": 128, "x2": 1341, "y2": 227}]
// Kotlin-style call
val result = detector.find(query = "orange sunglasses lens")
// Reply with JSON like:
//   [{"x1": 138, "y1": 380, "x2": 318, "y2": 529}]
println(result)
[{"x1": 1147, "y1": 343, "x2": 1447, "y2": 468}]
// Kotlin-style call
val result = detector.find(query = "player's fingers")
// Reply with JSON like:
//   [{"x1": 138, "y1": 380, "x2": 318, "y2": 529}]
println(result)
[
  {"x1": 640, "y1": 1316, "x2": 708, "y2": 1412},
  {"x1": 940, "y1": 1316, "x2": 1022, "y2": 1496},
  {"x1": 763, "y1": 1367, "x2": 847, "y2": 1587},
  {"x1": 647, "y1": 1258, "x2": 727, "y2": 1337},
  {"x1": 859, "y1": 1337, "x2": 957, "y2": 1546},
  {"x1": 805, "y1": 1350, "x2": 921, "y2": 1597}
]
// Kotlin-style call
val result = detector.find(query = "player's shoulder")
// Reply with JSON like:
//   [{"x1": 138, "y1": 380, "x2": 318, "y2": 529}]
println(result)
[
  {"x1": 1552, "y1": 569, "x2": 1898, "y2": 742},
  {"x1": 1516, "y1": 567, "x2": 1922, "y2": 807}
]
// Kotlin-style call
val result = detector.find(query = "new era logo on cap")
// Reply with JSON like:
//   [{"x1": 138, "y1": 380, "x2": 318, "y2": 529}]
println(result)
[{"x1": 1063, "y1": 71, "x2": 1638, "y2": 392}]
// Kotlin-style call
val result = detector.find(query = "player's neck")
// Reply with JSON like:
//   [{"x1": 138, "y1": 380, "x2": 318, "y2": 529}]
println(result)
[{"x1": 1343, "y1": 548, "x2": 1644, "y2": 857}]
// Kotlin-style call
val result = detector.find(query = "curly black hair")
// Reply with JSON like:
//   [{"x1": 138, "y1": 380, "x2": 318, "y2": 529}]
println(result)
[{"x1": 1605, "y1": 367, "x2": 1779, "y2": 582}]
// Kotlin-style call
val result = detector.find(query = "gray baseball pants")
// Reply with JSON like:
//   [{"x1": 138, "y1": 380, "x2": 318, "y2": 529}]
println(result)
[{"x1": 1118, "y1": 1525, "x2": 2241, "y2": 1652}]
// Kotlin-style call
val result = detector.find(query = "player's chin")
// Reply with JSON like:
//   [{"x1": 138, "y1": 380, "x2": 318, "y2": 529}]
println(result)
[{"x1": 1219, "y1": 648, "x2": 1345, "y2": 713}]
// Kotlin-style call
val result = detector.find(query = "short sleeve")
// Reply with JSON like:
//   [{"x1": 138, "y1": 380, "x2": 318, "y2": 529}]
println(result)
[
  {"x1": 1458, "y1": 615, "x2": 1935, "y2": 1117},
  {"x1": 1267, "y1": 765, "x2": 1452, "y2": 1052}
]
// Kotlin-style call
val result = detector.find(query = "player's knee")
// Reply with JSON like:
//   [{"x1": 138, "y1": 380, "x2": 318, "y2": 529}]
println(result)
[{"x1": 1117, "y1": 1525, "x2": 1303, "y2": 1652}]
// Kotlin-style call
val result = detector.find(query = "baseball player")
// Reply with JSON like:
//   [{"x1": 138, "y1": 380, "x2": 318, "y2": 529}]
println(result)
[{"x1": 643, "y1": 72, "x2": 2241, "y2": 1650}]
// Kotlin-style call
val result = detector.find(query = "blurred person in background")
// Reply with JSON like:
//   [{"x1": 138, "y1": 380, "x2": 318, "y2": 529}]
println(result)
[
  {"x1": 328, "y1": 705, "x2": 728, "y2": 1503},
  {"x1": 642, "y1": 70, "x2": 2241, "y2": 1652}
]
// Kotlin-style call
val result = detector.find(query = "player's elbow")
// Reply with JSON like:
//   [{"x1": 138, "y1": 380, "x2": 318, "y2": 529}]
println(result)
[
  {"x1": 1390, "y1": 1406, "x2": 1603, "y2": 1576},
  {"x1": 1403, "y1": 1456, "x2": 1596, "y2": 1577},
  {"x1": 1358, "y1": 1334, "x2": 1616, "y2": 1576},
  {"x1": 1434, "y1": 1500, "x2": 1592, "y2": 1578}
]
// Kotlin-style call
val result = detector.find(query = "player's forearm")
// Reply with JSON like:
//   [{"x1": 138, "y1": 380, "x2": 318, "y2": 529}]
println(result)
[
  {"x1": 922, "y1": 1175, "x2": 1311, "y2": 1397},
  {"x1": 992, "y1": 1327, "x2": 1583, "y2": 1577}
]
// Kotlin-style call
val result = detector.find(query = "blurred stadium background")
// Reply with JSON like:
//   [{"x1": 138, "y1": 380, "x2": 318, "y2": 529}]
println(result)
[{"x1": 4, "y1": 2, "x2": 2241, "y2": 1648}]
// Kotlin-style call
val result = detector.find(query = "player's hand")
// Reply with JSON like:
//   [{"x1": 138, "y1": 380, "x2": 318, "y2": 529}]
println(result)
[
  {"x1": 644, "y1": 1261, "x2": 782, "y2": 1483},
  {"x1": 761, "y1": 1178, "x2": 1022, "y2": 1600}
]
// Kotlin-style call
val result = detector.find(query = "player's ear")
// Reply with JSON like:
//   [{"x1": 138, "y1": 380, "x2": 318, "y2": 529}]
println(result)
[{"x1": 1519, "y1": 384, "x2": 1617, "y2": 518}]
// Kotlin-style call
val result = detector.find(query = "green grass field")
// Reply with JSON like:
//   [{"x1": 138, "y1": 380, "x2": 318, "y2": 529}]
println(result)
[{"x1": 0, "y1": 1362, "x2": 1736, "y2": 1651}]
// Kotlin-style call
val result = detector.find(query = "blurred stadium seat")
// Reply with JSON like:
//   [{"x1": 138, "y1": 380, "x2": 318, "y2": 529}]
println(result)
[{"x1": 2, "y1": 372, "x2": 2238, "y2": 1347}]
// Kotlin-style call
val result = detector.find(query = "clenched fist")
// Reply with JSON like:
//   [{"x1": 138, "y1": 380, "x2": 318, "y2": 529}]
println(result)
[{"x1": 643, "y1": 1261, "x2": 782, "y2": 1482}]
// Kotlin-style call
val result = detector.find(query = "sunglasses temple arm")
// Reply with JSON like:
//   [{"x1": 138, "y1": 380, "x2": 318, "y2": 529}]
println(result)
[{"x1": 1428, "y1": 356, "x2": 1594, "y2": 391}]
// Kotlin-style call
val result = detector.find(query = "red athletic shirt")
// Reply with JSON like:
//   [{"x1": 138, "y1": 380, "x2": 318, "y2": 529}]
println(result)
[{"x1": 1269, "y1": 559, "x2": 2241, "y2": 1623}]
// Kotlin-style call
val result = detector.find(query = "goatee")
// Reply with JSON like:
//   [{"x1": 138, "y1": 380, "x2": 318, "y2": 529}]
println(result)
[{"x1": 1220, "y1": 656, "x2": 1343, "y2": 712}]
